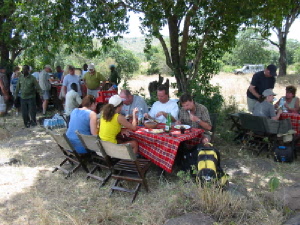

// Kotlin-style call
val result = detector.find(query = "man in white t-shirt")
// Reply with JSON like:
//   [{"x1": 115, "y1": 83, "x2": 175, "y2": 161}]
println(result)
[
  {"x1": 65, "y1": 83, "x2": 82, "y2": 116},
  {"x1": 38, "y1": 65, "x2": 53, "y2": 115},
  {"x1": 62, "y1": 65, "x2": 82, "y2": 97},
  {"x1": 144, "y1": 85, "x2": 179, "y2": 123}
]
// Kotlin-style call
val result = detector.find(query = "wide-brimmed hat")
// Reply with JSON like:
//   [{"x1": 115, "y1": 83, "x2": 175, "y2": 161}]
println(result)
[
  {"x1": 267, "y1": 64, "x2": 277, "y2": 76},
  {"x1": 108, "y1": 95, "x2": 123, "y2": 107},
  {"x1": 262, "y1": 89, "x2": 276, "y2": 97}
]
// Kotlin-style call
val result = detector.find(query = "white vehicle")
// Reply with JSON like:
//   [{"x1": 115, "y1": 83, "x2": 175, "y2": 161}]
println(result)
[{"x1": 234, "y1": 64, "x2": 264, "y2": 74}]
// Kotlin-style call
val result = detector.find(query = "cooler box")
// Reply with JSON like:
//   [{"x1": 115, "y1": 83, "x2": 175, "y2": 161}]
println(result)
[{"x1": 96, "y1": 90, "x2": 118, "y2": 103}]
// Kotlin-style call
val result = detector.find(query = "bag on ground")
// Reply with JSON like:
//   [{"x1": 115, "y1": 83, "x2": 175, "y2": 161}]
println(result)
[
  {"x1": 273, "y1": 145, "x2": 294, "y2": 163},
  {"x1": 197, "y1": 146, "x2": 229, "y2": 187}
]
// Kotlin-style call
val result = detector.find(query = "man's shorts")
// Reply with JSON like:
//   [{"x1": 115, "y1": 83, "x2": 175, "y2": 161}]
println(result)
[
  {"x1": 247, "y1": 97, "x2": 257, "y2": 113},
  {"x1": 42, "y1": 90, "x2": 50, "y2": 100}
]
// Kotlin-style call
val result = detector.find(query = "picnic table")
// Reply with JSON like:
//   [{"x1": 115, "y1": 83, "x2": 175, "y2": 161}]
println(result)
[
  {"x1": 129, "y1": 124, "x2": 204, "y2": 173},
  {"x1": 280, "y1": 112, "x2": 300, "y2": 135}
]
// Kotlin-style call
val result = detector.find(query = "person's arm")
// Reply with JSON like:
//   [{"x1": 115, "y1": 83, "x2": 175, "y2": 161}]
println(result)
[
  {"x1": 286, "y1": 98, "x2": 300, "y2": 113},
  {"x1": 0, "y1": 79, "x2": 9, "y2": 100},
  {"x1": 75, "y1": 93, "x2": 82, "y2": 105},
  {"x1": 248, "y1": 85, "x2": 260, "y2": 99},
  {"x1": 274, "y1": 98, "x2": 280, "y2": 110},
  {"x1": 118, "y1": 107, "x2": 138, "y2": 131},
  {"x1": 272, "y1": 108, "x2": 282, "y2": 120},
  {"x1": 189, "y1": 113, "x2": 212, "y2": 130},
  {"x1": 89, "y1": 111, "x2": 98, "y2": 135}
]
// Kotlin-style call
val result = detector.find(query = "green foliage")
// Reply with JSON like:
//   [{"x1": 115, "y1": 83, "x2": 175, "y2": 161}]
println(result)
[
  {"x1": 269, "y1": 177, "x2": 280, "y2": 192},
  {"x1": 222, "y1": 29, "x2": 274, "y2": 67},
  {"x1": 286, "y1": 39, "x2": 300, "y2": 65}
]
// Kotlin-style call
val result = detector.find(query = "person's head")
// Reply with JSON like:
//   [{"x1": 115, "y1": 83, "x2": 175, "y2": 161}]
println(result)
[
  {"x1": 70, "y1": 83, "x2": 78, "y2": 92},
  {"x1": 13, "y1": 66, "x2": 20, "y2": 72},
  {"x1": 22, "y1": 65, "x2": 30, "y2": 76},
  {"x1": 0, "y1": 66, "x2": 5, "y2": 73},
  {"x1": 87, "y1": 64, "x2": 95, "y2": 74},
  {"x1": 95, "y1": 102, "x2": 104, "y2": 114},
  {"x1": 157, "y1": 85, "x2": 169, "y2": 103},
  {"x1": 264, "y1": 64, "x2": 277, "y2": 77},
  {"x1": 286, "y1": 85, "x2": 297, "y2": 98},
  {"x1": 44, "y1": 65, "x2": 52, "y2": 73},
  {"x1": 83, "y1": 63, "x2": 88, "y2": 71},
  {"x1": 102, "y1": 95, "x2": 124, "y2": 121},
  {"x1": 262, "y1": 89, "x2": 276, "y2": 103},
  {"x1": 56, "y1": 65, "x2": 62, "y2": 72},
  {"x1": 81, "y1": 95, "x2": 97, "y2": 110},
  {"x1": 110, "y1": 64, "x2": 115, "y2": 71},
  {"x1": 179, "y1": 93, "x2": 195, "y2": 111},
  {"x1": 119, "y1": 89, "x2": 133, "y2": 105},
  {"x1": 68, "y1": 65, "x2": 75, "y2": 75}
]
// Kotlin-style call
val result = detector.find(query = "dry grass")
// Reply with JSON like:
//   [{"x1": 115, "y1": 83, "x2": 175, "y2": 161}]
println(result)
[{"x1": 0, "y1": 73, "x2": 300, "y2": 225}]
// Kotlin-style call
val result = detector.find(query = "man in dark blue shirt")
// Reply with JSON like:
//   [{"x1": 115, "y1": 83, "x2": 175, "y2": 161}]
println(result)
[{"x1": 246, "y1": 64, "x2": 277, "y2": 113}]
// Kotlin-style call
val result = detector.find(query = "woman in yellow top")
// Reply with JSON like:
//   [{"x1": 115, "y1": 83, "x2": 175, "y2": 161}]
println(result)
[{"x1": 99, "y1": 95, "x2": 139, "y2": 153}]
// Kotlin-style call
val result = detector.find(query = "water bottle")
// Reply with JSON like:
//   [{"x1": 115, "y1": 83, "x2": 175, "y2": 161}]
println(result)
[
  {"x1": 165, "y1": 113, "x2": 171, "y2": 133},
  {"x1": 138, "y1": 108, "x2": 144, "y2": 126},
  {"x1": 279, "y1": 97, "x2": 287, "y2": 112}
]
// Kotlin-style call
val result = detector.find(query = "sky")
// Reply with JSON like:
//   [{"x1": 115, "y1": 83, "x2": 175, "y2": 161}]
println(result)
[{"x1": 125, "y1": 12, "x2": 300, "y2": 42}]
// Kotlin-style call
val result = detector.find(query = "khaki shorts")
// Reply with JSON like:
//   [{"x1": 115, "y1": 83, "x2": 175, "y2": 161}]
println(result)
[{"x1": 247, "y1": 97, "x2": 257, "y2": 113}]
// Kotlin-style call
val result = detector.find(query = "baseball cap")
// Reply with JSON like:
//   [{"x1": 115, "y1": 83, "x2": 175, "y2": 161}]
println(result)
[
  {"x1": 262, "y1": 89, "x2": 276, "y2": 97},
  {"x1": 88, "y1": 64, "x2": 95, "y2": 70},
  {"x1": 108, "y1": 95, "x2": 123, "y2": 107},
  {"x1": 45, "y1": 65, "x2": 52, "y2": 70},
  {"x1": 267, "y1": 64, "x2": 277, "y2": 76}
]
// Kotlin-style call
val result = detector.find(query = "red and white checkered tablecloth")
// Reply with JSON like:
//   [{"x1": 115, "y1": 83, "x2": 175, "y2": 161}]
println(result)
[
  {"x1": 280, "y1": 113, "x2": 300, "y2": 135},
  {"x1": 129, "y1": 124, "x2": 203, "y2": 173}
]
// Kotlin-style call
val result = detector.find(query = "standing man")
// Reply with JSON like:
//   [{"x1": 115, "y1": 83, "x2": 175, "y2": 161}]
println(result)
[
  {"x1": 144, "y1": 85, "x2": 179, "y2": 123},
  {"x1": 109, "y1": 65, "x2": 121, "y2": 85},
  {"x1": 246, "y1": 64, "x2": 277, "y2": 113},
  {"x1": 178, "y1": 93, "x2": 212, "y2": 145},
  {"x1": 81, "y1": 63, "x2": 88, "y2": 79},
  {"x1": 38, "y1": 65, "x2": 53, "y2": 115},
  {"x1": 54, "y1": 65, "x2": 63, "y2": 81},
  {"x1": 119, "y1": 89, "x2": 149, "y2": 116},
  {"x1": 0, "y1": 66, "x2": 9, "y2": 116},
  {"x1": 83, "y1": 64, "x2": 105, "y2": 97},
  {"x1": 15, "y1": 65, "x2": 42, "y2": 128},
  {"x1": 62, "y1": 65, "x2": 82, "y2": 97}
]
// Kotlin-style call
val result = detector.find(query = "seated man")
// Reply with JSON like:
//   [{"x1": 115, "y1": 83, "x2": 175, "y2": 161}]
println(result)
[
  {"x1": 65, "y1": 83, "x2": 82, "y2": 117},
  {"x1": 119, "y1": 89, "x2": 148, "y2": 117},
  {"x1": 253, "y1": 89, "x2": 282, "y2": 120},
  {"x1": 144, "y1": 85, "x2": 179, "y2": 123},
  {"x1": 177, "y1": 93, "x2": 212, "y2": 145}
]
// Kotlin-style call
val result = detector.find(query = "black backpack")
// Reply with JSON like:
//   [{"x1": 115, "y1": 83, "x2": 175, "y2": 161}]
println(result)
[{"x1": 274, "y1": 145, "x2": 294, "y2": 163}]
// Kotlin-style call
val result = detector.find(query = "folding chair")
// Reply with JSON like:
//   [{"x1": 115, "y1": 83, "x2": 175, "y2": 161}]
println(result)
[
  {"x1": 76, "y1": 131, "x2": 112, "y2": 187},
  {"x1": 98, "y1": 140, "x2": 152, "y2": 203},
  {"x1": 48, "y1": 129, "x2": 90, "y2": 178}
]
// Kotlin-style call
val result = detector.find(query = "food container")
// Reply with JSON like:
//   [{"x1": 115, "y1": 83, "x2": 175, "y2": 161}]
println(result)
[{"x1": 144, "y1": 121, "x2": 158, "y2": 129}]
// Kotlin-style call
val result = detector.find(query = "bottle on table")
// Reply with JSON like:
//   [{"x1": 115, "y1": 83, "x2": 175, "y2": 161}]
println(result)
[
  {"x1": 279, "y1": 97, "x2": 287, "y2": 112},
  {"x1": 165, "y1": 113, "x2": 171, "y2": 133},
  {"x1": 138, "y1": 108, "x2": 144, "y2": 126}
]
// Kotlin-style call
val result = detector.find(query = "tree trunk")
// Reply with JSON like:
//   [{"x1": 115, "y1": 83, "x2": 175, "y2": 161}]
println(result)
[{"x1": 278, "y1": 37, "x2": 287, "y2": 76}]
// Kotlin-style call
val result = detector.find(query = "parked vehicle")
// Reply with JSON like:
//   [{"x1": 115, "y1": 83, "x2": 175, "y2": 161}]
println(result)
[{"x1": 234, "y1": 64, "x2": 264, "y2": 74}]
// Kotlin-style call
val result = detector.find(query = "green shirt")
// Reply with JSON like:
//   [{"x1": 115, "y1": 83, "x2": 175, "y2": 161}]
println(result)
[
  {"x1": 15, "y1": 74, "x2": 42, "y2": 99},
  {"x1": 83, "y1": 71, "x2": 105, "y2": 90},
  {"x1": 109, "y1": 70, "x2": 120, "y2": 85}
]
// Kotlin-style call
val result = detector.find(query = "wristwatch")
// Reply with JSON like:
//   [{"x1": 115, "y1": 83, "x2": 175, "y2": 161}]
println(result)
[{"x1": 196, "y1": 119, "x2": 201, "y2": 123}]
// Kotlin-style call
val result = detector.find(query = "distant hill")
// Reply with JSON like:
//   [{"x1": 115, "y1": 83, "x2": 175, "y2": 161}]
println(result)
[{"x1": 118, "y1": 37, "x2": 161, "y2": 58}]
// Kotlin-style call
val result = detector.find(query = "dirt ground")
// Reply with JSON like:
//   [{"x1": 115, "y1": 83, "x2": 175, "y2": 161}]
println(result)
[{"x1": 0, "y1": 73, "x2": 300, "y2": 224}]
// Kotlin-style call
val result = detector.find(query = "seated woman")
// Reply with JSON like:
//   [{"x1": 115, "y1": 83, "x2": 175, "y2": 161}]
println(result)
[
  {"x1": 66, "y1": 95, "x2": 98, "y2": 154},
  {"x1": 99, "y1": 95, "x2": 139, "y2": 154},
  {"x1": 274, "y1": 85, "x2": 300, "y2": 113},
  {"x1": 253, "y1": 89, "x2": 282, "y2": 120}
]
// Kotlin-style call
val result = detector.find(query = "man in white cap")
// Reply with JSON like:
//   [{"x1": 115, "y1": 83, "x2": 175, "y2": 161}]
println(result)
[
  {"x1": 83, "y1": 64, "x2": 105, "y2": 97},
  {"x1": 38, "y1": 65, "x2": 54, "y2": 115},
  {"x1": 253, "y1": 89, "x2": 282, "y2": 120}
]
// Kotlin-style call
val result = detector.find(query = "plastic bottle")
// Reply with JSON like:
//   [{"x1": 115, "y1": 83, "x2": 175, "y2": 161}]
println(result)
[
  {"x1": 165, "y1": 113, "x2": 171, "y2": 133},
  {"x1": 138, "y1": 108, "x2": 144, "y2": 126},
  {"x1": 279, "y1": 97, "x2": 287, "y2": 112}
]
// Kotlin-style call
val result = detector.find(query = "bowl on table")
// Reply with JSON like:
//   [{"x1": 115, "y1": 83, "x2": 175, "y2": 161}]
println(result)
[{"x1": 144, "y1": 121, "x2": 158, "y2": 129}]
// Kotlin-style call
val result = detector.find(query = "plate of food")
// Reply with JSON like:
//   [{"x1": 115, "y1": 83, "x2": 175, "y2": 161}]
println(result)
[
  {"x1": 144, "y1": 128, "x2": 164, "y2": 134},
  {"x1": 174, "y1": 125, "x2": 191, "y2": 130}
]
